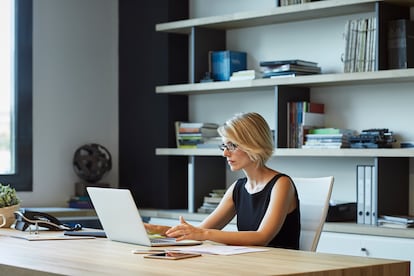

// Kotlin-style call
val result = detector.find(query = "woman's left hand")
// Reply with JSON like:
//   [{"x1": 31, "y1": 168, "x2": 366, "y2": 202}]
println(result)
[{"x1": 165, "y1": 216, "x2": 205, "y2": 241}]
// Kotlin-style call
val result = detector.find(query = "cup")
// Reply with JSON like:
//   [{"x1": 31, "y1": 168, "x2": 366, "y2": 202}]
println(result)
[{"x1": 0, "y1": 214, "x2": 5, "y2": 228}]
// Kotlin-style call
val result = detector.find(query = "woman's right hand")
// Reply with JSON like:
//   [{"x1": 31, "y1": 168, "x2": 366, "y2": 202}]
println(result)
[{"x1": 144, "y1": 223, "x2": 171, "y2": 236}]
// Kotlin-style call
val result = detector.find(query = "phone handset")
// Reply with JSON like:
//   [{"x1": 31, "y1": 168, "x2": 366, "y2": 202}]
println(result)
[{"x1": 14, "y1": 210, "x2": 82, "y2": 232}]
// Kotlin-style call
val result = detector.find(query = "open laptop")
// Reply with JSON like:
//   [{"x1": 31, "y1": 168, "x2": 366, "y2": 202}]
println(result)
[{"x1": 87, "y1": 187, "x2": 202, "y2": 247}]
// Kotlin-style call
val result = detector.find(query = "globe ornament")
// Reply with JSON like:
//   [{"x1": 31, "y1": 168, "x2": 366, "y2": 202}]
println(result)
[{"x1": 73, "y1": 143, "x2": 112, "y2": 183}]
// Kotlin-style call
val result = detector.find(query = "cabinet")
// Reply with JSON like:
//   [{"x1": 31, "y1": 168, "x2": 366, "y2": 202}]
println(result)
[
  {"x1": 317, "y1": 231, "x2": 414, "y2": 275},
  {"x1": 154, "y1": 0, "x2": 414, "y2": 218}
]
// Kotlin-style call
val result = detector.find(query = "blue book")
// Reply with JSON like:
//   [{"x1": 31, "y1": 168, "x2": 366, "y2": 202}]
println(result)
[{"x1": 211, "y1": 51, "x2": 247, "y2": 81}]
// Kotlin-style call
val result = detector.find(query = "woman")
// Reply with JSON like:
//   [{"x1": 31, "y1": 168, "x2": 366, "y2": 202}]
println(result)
[{"x1": 145, "y1": 112, "x2": 300, "y2": 249}]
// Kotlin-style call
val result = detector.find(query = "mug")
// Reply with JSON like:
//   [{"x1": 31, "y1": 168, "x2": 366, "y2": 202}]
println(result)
[{"x1": 0, "y1": 214, "x2": 5, "y2": 228}]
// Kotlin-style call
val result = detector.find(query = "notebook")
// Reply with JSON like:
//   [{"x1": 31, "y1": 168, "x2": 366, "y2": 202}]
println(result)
[{"x1": 87, "y1": 187, "x2": 202, "y2": 247}]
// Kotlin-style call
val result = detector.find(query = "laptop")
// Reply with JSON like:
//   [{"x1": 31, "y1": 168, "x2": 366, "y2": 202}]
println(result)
[{"x1": 87, "y1": 187, "x2": 202, "y2": 247}]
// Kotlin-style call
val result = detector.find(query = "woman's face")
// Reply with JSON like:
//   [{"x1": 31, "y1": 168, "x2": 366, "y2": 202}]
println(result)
[{"x1": 221, "y1": 141, "x2": 252, "y2": 171}]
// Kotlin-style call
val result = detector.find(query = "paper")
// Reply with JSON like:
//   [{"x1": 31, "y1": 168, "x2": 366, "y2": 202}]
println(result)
[
  {"x1": 170, "y1": 245, "x2": 269, "y2": 255},
  {"x1": 8, "y1": 233, "x2": 96, "y2": 241}
]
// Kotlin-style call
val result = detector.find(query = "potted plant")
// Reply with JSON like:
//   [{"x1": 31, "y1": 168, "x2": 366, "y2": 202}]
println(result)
[{"x1": 0, "y1": 183, "x2": 21, "y2": 228}]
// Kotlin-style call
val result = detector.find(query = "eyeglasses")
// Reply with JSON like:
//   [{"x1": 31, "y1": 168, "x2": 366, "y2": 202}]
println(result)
[{"x1": 219, "y1": 142, "x2": 238, "y2": 152}]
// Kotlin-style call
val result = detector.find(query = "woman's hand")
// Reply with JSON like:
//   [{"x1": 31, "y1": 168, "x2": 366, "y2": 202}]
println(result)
[
  {"x1": 166, "y1": 216, "x2": 206, "y2": 241},
  {"x1": 144, "y1": 223, "x2": 170, "y2": 236}
]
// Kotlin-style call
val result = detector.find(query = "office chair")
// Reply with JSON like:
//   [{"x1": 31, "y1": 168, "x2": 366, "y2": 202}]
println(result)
[{"x1": 292, "y1": 176, "x2": 334, "y2": 251}]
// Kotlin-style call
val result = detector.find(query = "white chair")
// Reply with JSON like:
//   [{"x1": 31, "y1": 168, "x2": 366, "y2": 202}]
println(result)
[{"x1": 292, "y1": 176, "x2": 334, "y2": 252}]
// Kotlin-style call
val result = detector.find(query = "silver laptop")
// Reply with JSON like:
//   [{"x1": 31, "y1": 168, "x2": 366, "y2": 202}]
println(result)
[{"x1": 87, "y1": 187, "x2": 202, "y2": 247}]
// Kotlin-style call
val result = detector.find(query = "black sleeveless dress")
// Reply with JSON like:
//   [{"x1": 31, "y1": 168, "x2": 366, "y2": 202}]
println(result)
[{"x1": 232, "y1": 174, "x2": 300, "y2": 249}]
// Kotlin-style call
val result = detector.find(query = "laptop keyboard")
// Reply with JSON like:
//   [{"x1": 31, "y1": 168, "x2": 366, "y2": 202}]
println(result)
[{"x1": 151, "y1": 237, "x2": 177, "y2": 244}]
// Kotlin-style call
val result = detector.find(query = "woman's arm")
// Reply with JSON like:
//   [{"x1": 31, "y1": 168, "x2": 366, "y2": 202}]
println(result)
[
  {"x1": 166, "y1": 176, "x2": 296, "y2": 246},
  {"x1": 143, "y1": 182, "x2": 237, "y2": 236}
]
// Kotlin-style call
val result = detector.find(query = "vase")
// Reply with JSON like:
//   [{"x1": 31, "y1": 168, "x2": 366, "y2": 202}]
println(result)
[{"x1": 0, "y1": 204, "x2": 20, "y2": 228}]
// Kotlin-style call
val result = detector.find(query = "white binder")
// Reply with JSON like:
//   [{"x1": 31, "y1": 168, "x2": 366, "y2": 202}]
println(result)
[
  {"x1": 371, "y1": 165, "x2": 378, "y2": 225},
  {"x1": 364, "y1": 165, "x2": 372, "y2": 225},
  {"x1": 356, "y1": 165, "x2": 365, "y2": 224}
]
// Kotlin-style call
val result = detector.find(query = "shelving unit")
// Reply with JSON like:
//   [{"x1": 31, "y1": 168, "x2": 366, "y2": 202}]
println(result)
[
  {"x1": 156, "y1": 148, "x2": 414, "y2": 158},
  {"x1": 154, "y1": 0, "x2": 414, "y2": 220},
  {"x1": 156, "y1": 68, "x2": 414, "y2": 95},
  {"x1": 156, "y1": 0, "x2": 414, "y2": 34}
]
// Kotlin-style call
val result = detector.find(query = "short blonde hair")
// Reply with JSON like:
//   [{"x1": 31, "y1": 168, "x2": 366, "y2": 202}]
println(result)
[{"x1": 218, "y1": 112, "x2": 274, "y2": 167}]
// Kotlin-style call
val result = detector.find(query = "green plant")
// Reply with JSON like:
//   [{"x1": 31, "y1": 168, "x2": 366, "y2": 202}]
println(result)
[{"x1": 0, "y1": 183, "x2": 21, "y2": 208}]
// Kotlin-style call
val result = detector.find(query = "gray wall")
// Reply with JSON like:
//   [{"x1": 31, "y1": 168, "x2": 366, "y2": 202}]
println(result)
[{"x1": 18, "y1": 0, "x2": 118, "y2": 206}]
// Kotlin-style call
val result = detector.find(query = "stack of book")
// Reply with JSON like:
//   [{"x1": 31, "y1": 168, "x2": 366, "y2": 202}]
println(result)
[
  {"x1": 197, "y1": 189, "x2": 226, "y2": 214},
  {"x1": 260, "y1": 59, "x2": 321, "y2": 78},
  {"x1": 175, "y1": 122, "x2": 219, "y2": 149},
  {"x1": 229, "y1": 70, "x2": 261, "y2": 81},
  {"x1": 343, "y1": 17, "x2": 377, "y2": 73},
  {"x1": 277, "y1": 0, "x2": 314, "y2": 6},
  {"x1": 377, "y1": 215, "x2": 414, "y2": 229},
  {"x1": 287, "y1": 101, "x2": 325, "y2": 148},
  {"x1": 302, "y1": 128, "x2": 356, "y2": 149}
]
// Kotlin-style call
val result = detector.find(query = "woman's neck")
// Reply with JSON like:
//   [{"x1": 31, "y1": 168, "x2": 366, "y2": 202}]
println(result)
[{"x1": 243, "y1": 165, "x2": 278, "y2": 190}]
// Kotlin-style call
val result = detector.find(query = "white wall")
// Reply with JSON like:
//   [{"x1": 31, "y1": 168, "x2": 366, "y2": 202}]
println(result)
[
  {"x1": 189, "y1": 0, "x2": 414, "y2": 213},
  {"x1": 17, "y1": 0, "x2": 118, "y2": 207}
]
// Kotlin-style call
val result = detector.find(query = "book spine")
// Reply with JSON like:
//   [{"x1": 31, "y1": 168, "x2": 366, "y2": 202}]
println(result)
[{"x1": 388, "y1": 19, "x2": 414, "y2": 69}]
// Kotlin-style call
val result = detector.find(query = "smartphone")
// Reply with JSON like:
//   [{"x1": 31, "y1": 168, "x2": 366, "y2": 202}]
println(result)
[{"x1": 144, "y1": 252, "x2": 201, "y2": 260}]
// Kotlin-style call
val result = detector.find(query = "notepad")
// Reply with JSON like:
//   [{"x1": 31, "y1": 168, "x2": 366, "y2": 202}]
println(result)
[{"x1": 170, "y1": 245, "x2": 269, "y2": 255}]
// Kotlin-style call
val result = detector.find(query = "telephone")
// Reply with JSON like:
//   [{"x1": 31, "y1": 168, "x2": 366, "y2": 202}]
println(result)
[{"x1": 14, "y1": 210, "x2": 82, "y2": 231}]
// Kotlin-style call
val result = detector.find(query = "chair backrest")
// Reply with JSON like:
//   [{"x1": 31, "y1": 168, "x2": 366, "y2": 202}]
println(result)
[{"x1": 292, "y1": 176, "x2": 334, "y2": 252}]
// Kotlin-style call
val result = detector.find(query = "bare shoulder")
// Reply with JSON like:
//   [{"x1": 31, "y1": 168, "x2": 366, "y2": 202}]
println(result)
[{"x1": 273, "y1": 174, "x2": 295, "y2": 191}]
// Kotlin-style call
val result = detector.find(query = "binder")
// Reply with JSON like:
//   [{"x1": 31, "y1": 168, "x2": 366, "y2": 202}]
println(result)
[
  {"x1": 371, "y1": 165, "x2": 378, "y2": 225},
  {"x1": 364, "y1": 165, "x2": 372, "y2": 225},
  {"x1": 356, "y1": 165, "x2": 365, "y2": 224}
]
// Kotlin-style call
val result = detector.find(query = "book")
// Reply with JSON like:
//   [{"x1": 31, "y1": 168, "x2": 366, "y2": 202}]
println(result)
[
  {"x1": 308, "y1": 128, "x2": 356, "y2": 135},
  {"x1": 388, "y1": 19, "x2": 414, "y2": 69},
  {"x1": 210, "y1": 51, "x2": 247, "y2": 81},
  {"x1": 343, "y1": 17, "x2": 376, "y2": 73},
  {"x1": 377, "y1": 222, "x2": 414, "y2": 229},
  {"x1": 175, "y1": 121, "x2": 219, "y2": 148},
  {"x1": 378, "y1": 215, "x2": 414, "y2": 228},
  {"x1": 259, "y1": 59, "x2": 318, "y2": 68},
  {"x1": 380, "y1": 215, "x2": 414, "y2": 224},
  {"x1": 262, "y1": 64, "x2": 321, "y2": 74},
  {"x1": 229, "y1": 70, "x2": 261, "y2": 81},
  {"x1": 264, "y1": 71, "x2": 315, "y2": 78},
  {"x1": 287, "y1": 101, "x2": 325, "y2": 148},
  {"x1": 303, "y1": 133, "x2": 351, "y2": 149}
]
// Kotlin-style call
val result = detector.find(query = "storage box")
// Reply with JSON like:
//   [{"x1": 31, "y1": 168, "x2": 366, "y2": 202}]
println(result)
[{"x1": 210, "y1": 51, "x2": 247, "y2": 81}]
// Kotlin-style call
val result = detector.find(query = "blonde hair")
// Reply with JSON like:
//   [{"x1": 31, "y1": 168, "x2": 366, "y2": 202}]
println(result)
[{"x1": 218, "y1": 112, "x2": 274, "y2": 167}]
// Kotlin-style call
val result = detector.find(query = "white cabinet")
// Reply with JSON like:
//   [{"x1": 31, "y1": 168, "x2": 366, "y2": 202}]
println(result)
[{"x1": 318, "y1": 231, "x2": 414, "y2": 275}]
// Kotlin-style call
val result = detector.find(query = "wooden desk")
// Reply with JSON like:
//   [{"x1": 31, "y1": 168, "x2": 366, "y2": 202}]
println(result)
[{"x1": 0, "y1": 229, "x2": 409, "y2": 276}]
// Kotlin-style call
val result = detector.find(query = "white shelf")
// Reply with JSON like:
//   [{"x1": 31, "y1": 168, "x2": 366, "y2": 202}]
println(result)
[
  {"x1": 156, "y1": 148, "x2": 414, "y2": 158},
  {"x1": 323, "y1": 222, "x2": 414, "y2": 239},
  {"x1": 156, "y1": 0, "x2": 414, "y2": 34},
  {"x1": 156, "y1": 69, "x2": 414, "y2": 95}
]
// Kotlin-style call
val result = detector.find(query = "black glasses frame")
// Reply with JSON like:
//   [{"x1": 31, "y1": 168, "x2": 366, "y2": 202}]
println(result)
[{"x1": 219, "y1": 142, "x2": 238, "y2": 152}]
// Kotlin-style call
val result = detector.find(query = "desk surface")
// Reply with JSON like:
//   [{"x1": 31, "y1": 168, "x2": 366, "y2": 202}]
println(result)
[{"x1": 0, "y1": 229, "x2": 409, "y2": 276}]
